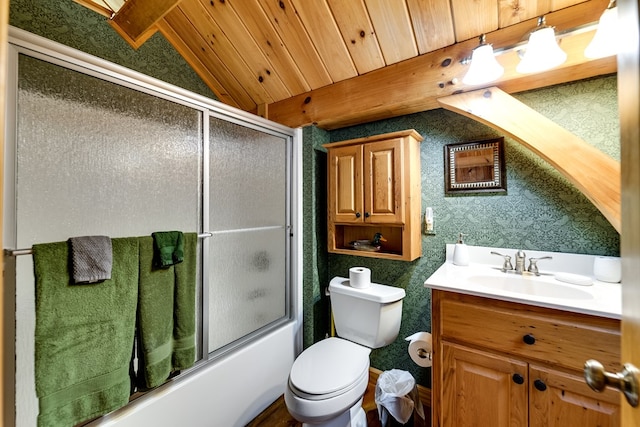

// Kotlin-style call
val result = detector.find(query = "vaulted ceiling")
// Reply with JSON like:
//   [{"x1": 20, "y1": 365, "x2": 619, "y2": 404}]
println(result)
[{"x1": 77, "y1": 0, "x2": 616, "y2": 129}]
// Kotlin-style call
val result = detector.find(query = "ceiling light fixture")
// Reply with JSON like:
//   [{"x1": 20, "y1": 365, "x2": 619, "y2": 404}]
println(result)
[
  {"x1": 516, "y1": 16, "x2": 567, "y2": 74},
  {"x1": 459, "y1": 4, "x2": 616, "y2": 86},
  {"x1": 462, "y1": 34, "x2": 504, "y2": 86},
  {"x1": 584, "y1": 0, "x2": 618, "y2": 59}
]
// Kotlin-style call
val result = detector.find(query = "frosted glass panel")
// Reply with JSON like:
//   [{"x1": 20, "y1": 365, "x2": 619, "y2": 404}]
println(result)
[
  {"x1": 208, "y1": 117, "x2": 288, "y2": 352},
  {"x1": 208, "y1": 228, "x2": 287, "y2": 350},
  {"x1": 14, "y1": 55, "x2": 202, "y2": 427},
  {"x1": 209, "y1": 117, "x2": 286, "y2": 230},
  {"x1": 16, "y1": 55, "x2": 202, "y2": 243}
]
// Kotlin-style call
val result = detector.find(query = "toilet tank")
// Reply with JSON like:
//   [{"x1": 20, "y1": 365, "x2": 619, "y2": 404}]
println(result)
[{"x1": 328, "y1": 277, "x2": 406, "y2": 349}]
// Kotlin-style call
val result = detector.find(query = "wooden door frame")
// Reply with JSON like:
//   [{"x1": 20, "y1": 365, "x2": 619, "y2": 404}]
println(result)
[
  {"x1": 619, "y1": 0, "x2": 640, "y2": 424},
  {"x1": 1, "y1": 0, "x2": 8, "y2": 425}
]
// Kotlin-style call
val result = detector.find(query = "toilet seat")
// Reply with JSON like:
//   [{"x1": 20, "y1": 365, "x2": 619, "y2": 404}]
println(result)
[{"x1": 289, "y1": 337, "x2": 371, "y2": 400}]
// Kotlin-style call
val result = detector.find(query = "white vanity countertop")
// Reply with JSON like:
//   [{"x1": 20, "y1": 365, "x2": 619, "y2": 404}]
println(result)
[{"x1": 424, "y1": 244, "x2": 622, "y2": 319}]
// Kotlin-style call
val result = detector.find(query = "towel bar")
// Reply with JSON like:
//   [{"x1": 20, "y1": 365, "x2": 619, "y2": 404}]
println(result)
[{"x1": 4, "y1": 232, "x2": 214, "y2": 257}]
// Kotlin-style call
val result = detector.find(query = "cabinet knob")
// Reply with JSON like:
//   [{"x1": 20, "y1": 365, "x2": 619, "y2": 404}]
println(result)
[
  {"x1": 584, "y1": 359, "x2": 640, "y2": 407},
  {"x1": 355, "y1": 212, "x2": 361, "y2": 218},
  {"x1": 364, "y1": 212, "x2": 370, "y2": 218},
  {"x1": 512, "y1": 373, "x2": 525, "y2": 385},
  {"x1": 523, "y1": 334, "x2": 536, "y2": 345},
  {"x1": 533, "y1": 379, "x2": 547, "y2": 391}
]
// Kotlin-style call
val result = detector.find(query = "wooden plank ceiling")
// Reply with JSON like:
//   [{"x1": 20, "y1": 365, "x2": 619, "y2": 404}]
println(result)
[{"x1": 76, "y1": 0, "x2": 616, "y2": 129}]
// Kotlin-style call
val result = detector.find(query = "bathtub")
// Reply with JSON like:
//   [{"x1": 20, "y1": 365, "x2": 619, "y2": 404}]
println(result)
[{"x1": 90, "y1": 321, "x2": 298, "y2": 427}]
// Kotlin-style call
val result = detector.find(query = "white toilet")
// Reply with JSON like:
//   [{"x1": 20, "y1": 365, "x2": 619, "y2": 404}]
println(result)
[{"x1": 284, "y1": 276, "x2": 406, "y2": 427}]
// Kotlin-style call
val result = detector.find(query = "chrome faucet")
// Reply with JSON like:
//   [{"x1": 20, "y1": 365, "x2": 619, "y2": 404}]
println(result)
[
  {"x1": 492, "y1": 250, "x2": 553, "y2": 276},
  {"x1": 527, "y1": 256, "x2": 553, "y2": 276},
  {"x1": 514, "y1": 250, "x2": 526, "y2": 274},
  {"x1": 491, "y1": 251, "x2": 513, "y2": 272}
]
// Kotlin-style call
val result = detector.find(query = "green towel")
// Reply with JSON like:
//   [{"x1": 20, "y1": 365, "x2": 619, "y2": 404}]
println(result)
[
  {"x1": 137, "y1": 232, "x2": 198, "y2": 388},
  {"x1": 172, "y1": 232, "x2": 197, "y2": 371},
  {"x1": 152, "y1": 231, "x2": 184, "y2": 268},
  {"x1": 137, "y1": 236, "x2": 175, "y2": 390},
  {"x1": 33, "y1": 238, "x2": 139, "y2": 427}
]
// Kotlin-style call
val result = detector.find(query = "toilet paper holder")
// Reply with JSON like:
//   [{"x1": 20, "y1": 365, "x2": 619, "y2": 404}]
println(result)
[
  {"x1": 406, "y1": 332, "x2": 433, "y2": 367},
  {"x1": 416, "y1": 348, "x2": 432, "y2": 360}
]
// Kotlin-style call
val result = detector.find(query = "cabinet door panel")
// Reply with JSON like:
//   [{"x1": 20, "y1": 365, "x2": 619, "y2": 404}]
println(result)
[
  {"x1": 364, "y1": 139, "x2": 403, "y2": 223},
  {"x1": 328, "y1": 144, "x2": 363, "y2": 223},
  {"x1": 529, "y1": 364, "x2": 620, "y2": 427},
  {"x1": 442, "y1": 342, "x2": 528, "y2": 427}
]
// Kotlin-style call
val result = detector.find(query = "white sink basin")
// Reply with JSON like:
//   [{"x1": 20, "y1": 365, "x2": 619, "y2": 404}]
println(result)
[
  {"x1": 424, "y1": 245, "x2": 622, "y2": 318},
  {"x1": 469, "y1": 274, "x2": 593, "y2": 300}
]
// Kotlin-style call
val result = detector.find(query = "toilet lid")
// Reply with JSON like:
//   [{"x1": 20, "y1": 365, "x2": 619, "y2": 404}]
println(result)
[{"x1": 289, "y1": 337, "x2": 371, "y2": 396}]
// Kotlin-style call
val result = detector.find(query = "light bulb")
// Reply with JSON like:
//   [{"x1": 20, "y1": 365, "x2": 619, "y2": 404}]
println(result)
[
  {"x1": 462, "y1": 43, "x2": 504, "y2": 85},
  {"x1": 517, "y1": 26, "x2": 567, "y2": 74},
  {"x1": 585, "y1": 5, "x2": 618, "y2": 59}
]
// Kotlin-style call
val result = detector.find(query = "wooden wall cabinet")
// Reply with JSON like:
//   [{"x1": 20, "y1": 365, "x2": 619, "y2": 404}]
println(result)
[
  {"x1": 324, "y1": 129, "x2": 422, "y2": 261},
  {"x1": 432, "y1": 290, "x2": 622, "y2": 427}
]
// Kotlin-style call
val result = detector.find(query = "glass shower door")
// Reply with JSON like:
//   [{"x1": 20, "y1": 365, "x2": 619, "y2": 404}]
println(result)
[
  {"x1": 207, "y1": 116, "x2": 290, "y2": 353},
  {"x1": 11, "y1": 54, "x2": 203, "y2": 427}
]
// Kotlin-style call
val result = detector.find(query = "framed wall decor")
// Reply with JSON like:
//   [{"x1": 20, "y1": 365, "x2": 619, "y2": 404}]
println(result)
[{"x1": 444, "y1": 137, "x2": 506, "y2": 194}]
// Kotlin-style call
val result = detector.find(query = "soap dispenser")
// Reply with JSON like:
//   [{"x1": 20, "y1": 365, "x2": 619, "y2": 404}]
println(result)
[{"x1": 452, "y1": 233, "x2": 469, "y2": 266}]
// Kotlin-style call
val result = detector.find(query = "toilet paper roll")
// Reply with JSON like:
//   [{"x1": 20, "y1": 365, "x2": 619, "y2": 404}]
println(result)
[
  {"x1": 349, "y1": 267, "x2": 371, "y2": 289},
  {"x1": 405, "y1": 332, "x2": 433, "y2": 368}
]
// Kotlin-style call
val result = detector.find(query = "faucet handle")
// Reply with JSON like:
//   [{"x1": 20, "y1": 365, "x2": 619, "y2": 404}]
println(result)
[
  {"x1": 491, "y1": 251, "x2": 513, "y2": 272},
  {"x1": 528, "y1": 256, "x2": 553, "y2": 276}
]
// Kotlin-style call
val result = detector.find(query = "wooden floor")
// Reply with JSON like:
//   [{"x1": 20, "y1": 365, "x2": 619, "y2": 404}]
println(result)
[{"x1": 246, "y1": 373, "x2": 430, "y2": 427}]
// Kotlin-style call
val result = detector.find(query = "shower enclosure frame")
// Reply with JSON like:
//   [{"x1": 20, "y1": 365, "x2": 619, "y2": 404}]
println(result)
[{"x1": 3, "y1": 26, "x2": 303, "y2": 427}]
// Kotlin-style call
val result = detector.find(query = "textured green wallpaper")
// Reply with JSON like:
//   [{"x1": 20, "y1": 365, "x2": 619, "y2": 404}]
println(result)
[
  {"x1": 304, "y1": 75, "x2": 620, "y2": 388},
  {"x1": 302, "y1": 126, "x2": 331, "y2": 348},
  {"x1": 9, "y1": 0, "x2": 216, "y2": 99}
]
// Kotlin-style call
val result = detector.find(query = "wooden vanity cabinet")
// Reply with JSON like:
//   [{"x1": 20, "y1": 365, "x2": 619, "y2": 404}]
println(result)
[
  {"x1": 432, "y1": 290, "x2": 621, "y2": 427},
  {"x1": 324, "y1": 129, "x2": 422, "y2": 261}
]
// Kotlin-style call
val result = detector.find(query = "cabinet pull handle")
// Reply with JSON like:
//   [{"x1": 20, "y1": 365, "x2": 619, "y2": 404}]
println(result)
[
  {"x1": 364, "y1": 212, "x2": 370, "y2": 218},
  {"x1": 355, "y1": 212, "x2": 361, "y2": 218},
  {"x1": 512, "y1": 373, "x2": 525, "y2": 385},
  {"x1": 534, "y1": 379, "x2": 547, "y2": 391},
  {"x1": 523, "y1": 334, "x2": 536, "y2": 345}
]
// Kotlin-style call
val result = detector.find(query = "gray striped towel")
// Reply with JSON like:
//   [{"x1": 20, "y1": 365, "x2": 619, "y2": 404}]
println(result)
[{"x1": 69, "y1": 236, "x2": 113, "y2": 284}]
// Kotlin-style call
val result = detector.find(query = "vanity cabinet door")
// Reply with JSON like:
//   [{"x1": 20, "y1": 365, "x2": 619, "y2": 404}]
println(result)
[
  {"x1": 363, "y1": 138, "x2": 403, "y2": 224},
  {"x1": 327, "y1": 144, "x2": 363, "y2": 224},
  {"x1": 441, "y1": 342, "x2": 528, "y2": 427},
  {"x1": 529, "y1": 364, "x2": 621, "y2": 427}
]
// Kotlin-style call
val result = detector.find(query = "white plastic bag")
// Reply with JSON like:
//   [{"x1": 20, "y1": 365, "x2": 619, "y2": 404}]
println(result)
[{"x1": 375, "y1": 369, "x2": 425, "y2": 425}]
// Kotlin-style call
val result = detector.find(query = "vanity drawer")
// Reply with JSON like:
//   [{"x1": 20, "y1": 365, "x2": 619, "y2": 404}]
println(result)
[{"x1": 436, "y1": 292, "x2": 621, "y2": 373}]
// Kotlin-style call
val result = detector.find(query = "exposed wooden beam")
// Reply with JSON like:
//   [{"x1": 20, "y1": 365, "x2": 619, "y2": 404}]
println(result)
[
  {"x1": 438, "y1": 87, "x2": 621, "y2": 233},
  {"x1": 266, "y1": 0, "x2": 613, "y2": 130},
  {"x1": 73, "y1": 0, "x2": 114, "y2": 18},
  {"x1": 256, "y1": 103, "x2": 268, "y2": 119},
  {"x1": 109, "y1": 0, "x2": 182, "y2": 48}
]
